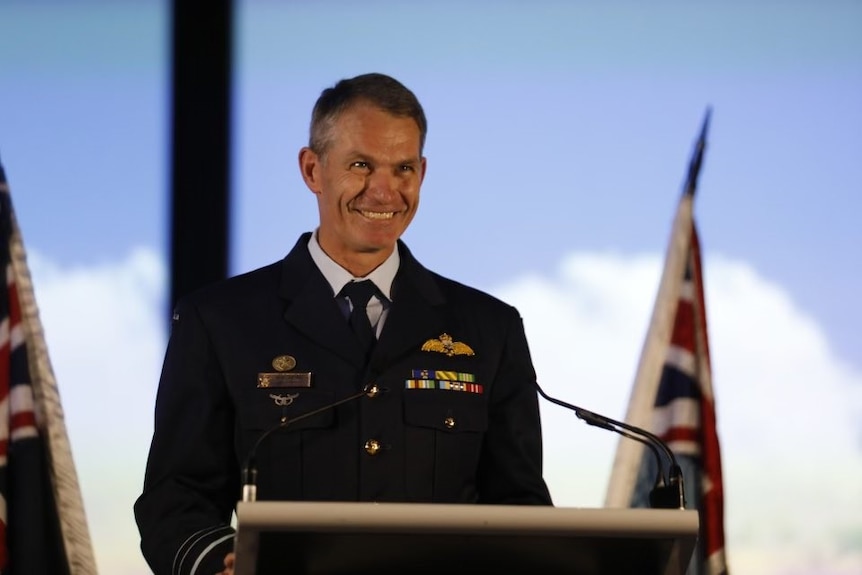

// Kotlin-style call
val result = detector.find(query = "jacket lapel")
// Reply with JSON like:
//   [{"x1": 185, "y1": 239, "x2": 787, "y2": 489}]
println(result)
[
  {"x1": 278, "y1": 234, "x2": 366, "y2": 366},
  {"x1": 276, "y1": 235, "x2": 449, "y2": 369},
  {"x1": 373, "y1": 242, "x2": 447, "y2": 366}
]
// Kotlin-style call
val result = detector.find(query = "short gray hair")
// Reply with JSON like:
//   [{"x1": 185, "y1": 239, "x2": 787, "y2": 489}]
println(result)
[{"x1": 308, "y1": 73, "x2": 427, "y2": 156}]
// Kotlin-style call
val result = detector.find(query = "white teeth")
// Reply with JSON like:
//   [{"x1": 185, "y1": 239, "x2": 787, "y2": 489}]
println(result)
[{"x1": 360, "y1": 211, "x2": 394, "y2": 220}]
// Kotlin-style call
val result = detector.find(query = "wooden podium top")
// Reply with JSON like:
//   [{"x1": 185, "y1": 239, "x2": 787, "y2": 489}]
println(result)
[{"x1": 234, "y1": 502, "x2": 699, "y2": 575}]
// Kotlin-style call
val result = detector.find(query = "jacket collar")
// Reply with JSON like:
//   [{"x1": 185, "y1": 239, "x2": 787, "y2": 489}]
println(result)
[{"x1": 277, "y1": 233, "x2": 447, "y2": 369}]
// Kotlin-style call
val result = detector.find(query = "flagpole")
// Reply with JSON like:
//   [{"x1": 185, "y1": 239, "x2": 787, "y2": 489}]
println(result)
[
  {"x1": 685, "y1": 108, "x2": 711, "y2": 199},
  {"x1": 605, "y1": 109, "x2": 711, "y2": 507}
]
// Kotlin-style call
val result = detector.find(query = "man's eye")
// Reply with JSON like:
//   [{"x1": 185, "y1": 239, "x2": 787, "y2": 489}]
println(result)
[
  {"x1": 399, "y1": 164, "x2": 415, "y2": 172},
  {"x1": 351, "y1": 161, "x2": 369, "y2": 169}
]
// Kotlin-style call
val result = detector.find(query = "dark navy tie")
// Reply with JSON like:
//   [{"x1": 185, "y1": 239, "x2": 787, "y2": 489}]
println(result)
[{"x1": 339, "y1": 280, "x2": 378, "y2": 355}]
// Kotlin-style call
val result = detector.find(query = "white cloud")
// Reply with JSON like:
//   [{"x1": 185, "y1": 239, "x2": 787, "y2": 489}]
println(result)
[
  {"x1": 21, "y1": 246, "x2": 862, "y2": 574},
  {"x1": 492, "y1": 251, "x2": 862, "y2": 575},
  {"x1": 28, "y1": 247, "x2": 165, "y2": 575}
]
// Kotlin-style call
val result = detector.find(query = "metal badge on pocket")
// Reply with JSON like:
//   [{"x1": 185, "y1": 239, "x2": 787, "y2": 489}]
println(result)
[
  {"x1": 257, "y1": 354, "x2": 311, "y2": 388},
  {"x1": 258, "y1": 372, "x2": 312, "y2": 388}
]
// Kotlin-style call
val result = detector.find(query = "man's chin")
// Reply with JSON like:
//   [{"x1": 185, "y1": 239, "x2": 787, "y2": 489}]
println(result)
[
  {"x1": 355, "y1": 228, "x2": 402, "y2": 251},
  {"x1": 355, "y1": 241, "x2": 397, "y2": 255}
]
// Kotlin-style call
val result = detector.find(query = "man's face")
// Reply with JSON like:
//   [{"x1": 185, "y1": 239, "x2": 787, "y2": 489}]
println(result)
[{"x1": 299, "y1": 101, "x2": 426, "y2": 273}]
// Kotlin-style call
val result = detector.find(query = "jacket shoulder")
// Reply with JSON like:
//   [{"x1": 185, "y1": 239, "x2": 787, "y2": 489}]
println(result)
[{"x1": 183, "y1": 261, "x2": 281, "y2": 306}]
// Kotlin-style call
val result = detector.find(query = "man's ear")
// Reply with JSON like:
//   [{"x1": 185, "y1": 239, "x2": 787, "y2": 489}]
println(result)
[{"x1": 298, "y1": 147, "x2": 322, "y2": 194}]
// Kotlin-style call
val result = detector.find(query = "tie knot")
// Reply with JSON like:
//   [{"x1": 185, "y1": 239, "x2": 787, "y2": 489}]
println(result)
[{"x1": 340, "y1": 280, "x2": 378, "y2": 309}]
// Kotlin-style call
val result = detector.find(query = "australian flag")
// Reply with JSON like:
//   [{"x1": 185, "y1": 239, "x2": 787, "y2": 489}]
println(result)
[
  {"x1": 0, "y1": 160, "x2": 96, "y2": 574},
  {"x1": 605, "y1": 112, "x2": 729, "y2": 575}
]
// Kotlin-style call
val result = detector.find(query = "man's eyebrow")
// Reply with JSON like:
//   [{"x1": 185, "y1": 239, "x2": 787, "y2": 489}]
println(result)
[
  {"x1": 396, "y1": 156, "x2": 422, "y2": 165},
  {"x1": 345, "y1": 153, "x2": 420, "y2": 166}
]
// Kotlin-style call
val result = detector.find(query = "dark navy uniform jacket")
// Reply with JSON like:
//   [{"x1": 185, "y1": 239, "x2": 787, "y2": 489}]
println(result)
[{"x1": 134, "y1": 233, "x2": 552, "y2": 575}]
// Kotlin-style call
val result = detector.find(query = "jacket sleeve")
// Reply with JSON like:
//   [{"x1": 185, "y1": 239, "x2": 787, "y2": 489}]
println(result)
[
  {"x1": 477, "y1": 308, "x2": 553, "y2": 505},
  {"x1": 134, "y1": 299, "x2": 239, "y2": 575}
]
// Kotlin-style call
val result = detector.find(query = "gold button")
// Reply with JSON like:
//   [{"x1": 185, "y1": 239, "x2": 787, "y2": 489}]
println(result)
[
  {"x1": 365, "y1": 384, "x2": 381, "y2": 398},
  {"x1": 444, "y1": 416, "x2": 456, "y2": 429},
  {"x1": 364, "y1": 439, "x2": 382, "y2": 455}
]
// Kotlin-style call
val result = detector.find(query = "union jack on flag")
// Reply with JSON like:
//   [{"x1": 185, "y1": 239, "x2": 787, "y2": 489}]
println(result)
[
  {"x1": 0, "y1": 160, "x2": 96, "y2": 574},
  {"x1": 605, "y1": 111, "x2": 729, "y2": 575}
]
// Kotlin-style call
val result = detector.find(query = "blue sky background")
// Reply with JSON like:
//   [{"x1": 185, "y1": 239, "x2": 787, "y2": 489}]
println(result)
[
  {"x1": 233, "y1": 0, "x2": 862, "y2": 366},
  {"x1": 1, "y1": 1, "x2": 860, "y2": 574}
]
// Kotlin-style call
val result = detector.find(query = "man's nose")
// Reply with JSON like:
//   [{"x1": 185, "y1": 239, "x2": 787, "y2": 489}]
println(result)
[{"x1": 366, "y1": 168, "x2": 399, "y2": 197}]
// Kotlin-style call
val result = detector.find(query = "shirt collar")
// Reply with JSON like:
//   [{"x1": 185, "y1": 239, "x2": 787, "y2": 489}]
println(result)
[{"x1": 307, "y1": 229, "x2": 399, "y2": 301}]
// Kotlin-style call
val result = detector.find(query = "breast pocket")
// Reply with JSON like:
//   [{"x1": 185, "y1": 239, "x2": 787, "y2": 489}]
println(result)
[
  {"x1": 238, "y1": 388, "x2": 336, "y2": 432},
  {"x1": 236, "y1": 389, "x2": 336, "y2": 499},
  {"x1": 402, "y1": 389, "x2": 488, "y2": 502}
]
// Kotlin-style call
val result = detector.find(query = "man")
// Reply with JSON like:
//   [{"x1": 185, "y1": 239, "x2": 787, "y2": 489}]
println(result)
[{"x1": 134, "y1": 73, "x2": 552, "y2": 575}]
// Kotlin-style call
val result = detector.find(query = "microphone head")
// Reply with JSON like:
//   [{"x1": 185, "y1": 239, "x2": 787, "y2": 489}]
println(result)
[
  {"x1": 241, "y1": 461, "x2": 258, "y2": 502},
  {"x1": 650, "y1": 465, "x2": 686, "y2": 509},
  {"x1": 241, "y1": 464, "x2": 257, "y2": 485}
]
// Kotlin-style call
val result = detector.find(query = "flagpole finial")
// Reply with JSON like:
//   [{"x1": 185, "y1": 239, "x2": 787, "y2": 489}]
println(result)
[{"x1": 683, "y1": 106, "x2": 712, "y2": 199}]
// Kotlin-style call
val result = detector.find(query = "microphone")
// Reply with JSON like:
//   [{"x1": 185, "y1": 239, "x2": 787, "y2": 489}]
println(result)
[
  {"x1": 534, "y1": 382, "x2": 685, "y2": 510},
  {"x1": 241, "y1": 383, "x2": 382, "y2": 502}
]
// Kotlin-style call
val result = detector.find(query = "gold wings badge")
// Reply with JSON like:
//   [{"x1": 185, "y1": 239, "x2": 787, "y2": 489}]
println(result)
[{"x1": 421, "y1": 333, "x2": 475, "y2": 357}]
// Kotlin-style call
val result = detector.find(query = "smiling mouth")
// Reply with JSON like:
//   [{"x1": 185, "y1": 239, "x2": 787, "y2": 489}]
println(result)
[{"x1": 359, "y1": 210, "x2": 395, "y2": 220}]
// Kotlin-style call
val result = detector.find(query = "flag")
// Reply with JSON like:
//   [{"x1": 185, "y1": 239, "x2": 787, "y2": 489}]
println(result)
[
  {"x1": 0, "y1": 159, "x2": 97, "y2": 574},
  {"x1": 605, "y1": 110, "x2": 729, "y2": 575}
]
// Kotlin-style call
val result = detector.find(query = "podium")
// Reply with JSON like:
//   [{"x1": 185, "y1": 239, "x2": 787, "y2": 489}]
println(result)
[{"x1": 233, "y1": 501, "x2": 698, "y2": 575}]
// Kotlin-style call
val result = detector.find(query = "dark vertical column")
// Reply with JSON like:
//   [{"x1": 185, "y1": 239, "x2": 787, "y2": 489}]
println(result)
[{"x1": 169, "y1": 0, "x2": 233, "y2": 315}]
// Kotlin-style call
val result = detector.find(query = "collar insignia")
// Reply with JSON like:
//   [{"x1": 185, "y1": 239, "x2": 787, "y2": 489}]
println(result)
[{"x1": 420, "y1": 333, "x2": 475, "y2": 357}]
